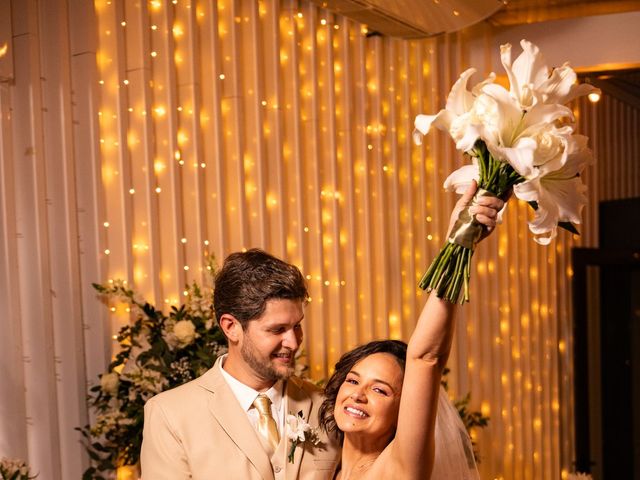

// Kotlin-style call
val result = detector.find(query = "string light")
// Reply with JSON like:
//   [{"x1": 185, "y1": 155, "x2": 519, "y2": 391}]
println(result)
[{"x1": 91, "y1": 10, "x2": 574, "y2": 475}]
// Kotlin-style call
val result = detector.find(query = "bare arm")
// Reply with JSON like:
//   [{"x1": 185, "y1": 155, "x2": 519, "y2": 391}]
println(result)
[{"x1": 387, "y1": 180, "x2": 503, "y2": 478}]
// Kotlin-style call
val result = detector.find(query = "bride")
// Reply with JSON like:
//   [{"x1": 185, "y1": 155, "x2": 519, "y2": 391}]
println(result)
[{"x1": 319, "y1": 181, "x2": 501, "y2": 479}]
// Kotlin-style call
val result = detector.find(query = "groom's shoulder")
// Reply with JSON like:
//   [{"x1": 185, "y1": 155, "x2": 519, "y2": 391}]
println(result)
[
  {"x1": 287, "y1": 375, "x2": 324, "y2": 398},
  {"x1": 145, "y1": 366, "x2": 219, "y2": 408}
]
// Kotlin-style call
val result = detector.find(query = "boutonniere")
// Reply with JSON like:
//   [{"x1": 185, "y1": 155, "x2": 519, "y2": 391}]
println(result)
[{"x1": 285, "y1": 410, "x2": 320, "y2": 463}]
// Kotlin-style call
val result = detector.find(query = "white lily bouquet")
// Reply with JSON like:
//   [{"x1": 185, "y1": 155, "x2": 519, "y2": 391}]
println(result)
[{"x1": 413, "y1": 39, "x2": 598, "y2": 303}]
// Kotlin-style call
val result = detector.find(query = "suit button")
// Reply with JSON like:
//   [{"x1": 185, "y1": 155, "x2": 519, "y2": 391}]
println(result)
[{"x1": 274, "y1": 466, "x2": 282, "y2": 473}]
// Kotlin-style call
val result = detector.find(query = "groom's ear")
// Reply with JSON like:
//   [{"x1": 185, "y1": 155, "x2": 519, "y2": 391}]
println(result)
[{"x1": 219, "y1": 314, "x2": 241, "y2": 343}]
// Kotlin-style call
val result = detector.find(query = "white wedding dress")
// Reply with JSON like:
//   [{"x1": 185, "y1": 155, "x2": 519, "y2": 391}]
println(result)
[{"x1": 431, "y1": 386, "x2": 480, "y2": 480}]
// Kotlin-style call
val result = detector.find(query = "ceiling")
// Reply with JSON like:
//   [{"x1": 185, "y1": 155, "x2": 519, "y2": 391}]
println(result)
[
  {"x1": 489, "y1": 0, "x2": 640, "y2": 109},
  {"x1": 488, "y1": 0, "x2": 640, "y2": 25},
  {"x1": 582, "y1": 68, "x2": 640, "y2": 109}
]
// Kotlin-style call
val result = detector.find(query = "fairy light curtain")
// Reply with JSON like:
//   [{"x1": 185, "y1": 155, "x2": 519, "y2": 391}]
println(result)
[{"x1": 2, "y1": 0, "x2": 639, "y2": 478}]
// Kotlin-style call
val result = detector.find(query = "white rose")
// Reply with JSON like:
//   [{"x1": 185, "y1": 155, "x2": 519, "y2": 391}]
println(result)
[
  {"x1": 173, "y1": 320, "x2": 196, "y2": 346},
  {"x1": 100, "y1": 372, "x2": 120, "y2": 396}
]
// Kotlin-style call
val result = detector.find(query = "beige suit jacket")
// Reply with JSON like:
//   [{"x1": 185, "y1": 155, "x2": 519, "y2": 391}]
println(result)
[{"x1": 141, "y1": 357, "x2": 340, "y2": 480}]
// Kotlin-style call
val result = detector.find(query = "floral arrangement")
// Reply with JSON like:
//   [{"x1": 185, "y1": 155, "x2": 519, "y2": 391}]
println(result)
[
  {"x1": 413, "y1": 39, "x2": 598, "y2": 303},
  {"x1": 77, "y1": 258, "x2": 227, "y2": 479},
  {"x1": 285, "y1": 411, "x2": 321, "y2": 463},
  {"x1": 568, "y1": 473, "x2": 593, "y2": 480},
  {"x1": 0, "y1": 458, "x2": 37, "y2": 480}
]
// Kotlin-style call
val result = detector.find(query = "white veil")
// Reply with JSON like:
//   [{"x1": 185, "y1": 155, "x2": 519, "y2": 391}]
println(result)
[{"x1": 431, "y1": 386, "x2": 480, "y2": 480}]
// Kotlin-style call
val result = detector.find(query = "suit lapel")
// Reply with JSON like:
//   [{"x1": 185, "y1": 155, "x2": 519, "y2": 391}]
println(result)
[
  {"x1": 284, "y1": 379, "x2": 313, "y2": 480},
  {"x1": 199, "y1": 359, "x2": 274, "y2": 480}
]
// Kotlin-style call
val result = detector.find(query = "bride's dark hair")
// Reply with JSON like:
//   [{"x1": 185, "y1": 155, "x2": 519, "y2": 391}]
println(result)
[{"x1": 318, "y1": 340, "x2": 407, "y2": 444}]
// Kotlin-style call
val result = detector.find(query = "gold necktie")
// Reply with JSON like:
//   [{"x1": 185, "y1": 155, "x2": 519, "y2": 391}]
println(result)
[{"x1": 253, "y1": 394, "x2": 280, "y2": 455}]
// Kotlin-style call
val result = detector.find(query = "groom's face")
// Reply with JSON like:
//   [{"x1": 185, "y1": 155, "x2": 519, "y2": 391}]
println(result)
[{"x1": 239, "y1": 298, "x2": 304, "y2": 383}]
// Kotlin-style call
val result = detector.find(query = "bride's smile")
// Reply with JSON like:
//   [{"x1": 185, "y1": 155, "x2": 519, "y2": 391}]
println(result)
[{"x1": 334, "y1": 352, "x2": 403, "y2": 440}]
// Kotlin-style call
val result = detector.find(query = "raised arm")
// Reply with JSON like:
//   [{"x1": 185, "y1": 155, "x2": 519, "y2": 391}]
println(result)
[{"x1": 388, "y1": 180, "x2": 503, "y2": 478}]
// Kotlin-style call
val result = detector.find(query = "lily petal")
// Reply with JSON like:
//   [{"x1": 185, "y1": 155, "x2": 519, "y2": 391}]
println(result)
[
  {"x1": 479, "y1": 83, "x2": 527, "y2": 145},
  {"x1": 443, "y1": 163, "x2": 479, "y2": 193},
  {"x1": 445, "y1": 68, "x2": 477, "y2": 115},
  {"x1": 511, "y1": 40, "x2": 549, "y2": 95},
  {"x1": 539, "y1": 64, "x2": 601, "y2": 105},
  {"x1": 488, "y1": 137, "x2": 537, "y2": 178},
  {"x1": 413, "y1": 110, "x2": 455, "y2": 145}
]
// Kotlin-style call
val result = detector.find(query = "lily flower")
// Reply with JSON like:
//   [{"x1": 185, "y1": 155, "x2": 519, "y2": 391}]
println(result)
[
  {"x1": 513, "y1": 135, "x2": 591, "y2": 244},
  {"x1": 501, "y1": 39, "x2": 600, "y2": 108},
  {"x1": 413, "y1": 68, "x2": 495, "y2": 151}
]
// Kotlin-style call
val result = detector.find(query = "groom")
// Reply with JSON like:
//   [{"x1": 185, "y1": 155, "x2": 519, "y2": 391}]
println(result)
[{"x1": 140, "y1": 249, "x2": 340, "y2": 479}]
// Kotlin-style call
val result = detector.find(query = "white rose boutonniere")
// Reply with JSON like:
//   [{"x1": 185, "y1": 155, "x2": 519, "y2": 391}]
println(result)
[{"x1": 285, "y1": 411, "x2": 320, "y2": 463}]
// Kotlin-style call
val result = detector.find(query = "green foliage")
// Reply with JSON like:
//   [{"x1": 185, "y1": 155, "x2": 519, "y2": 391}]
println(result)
[{"x1": 77, "y1": 258, "x2": 227, "y2": 478}]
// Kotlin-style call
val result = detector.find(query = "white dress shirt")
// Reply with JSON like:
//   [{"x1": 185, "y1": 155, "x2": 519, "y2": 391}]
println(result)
[{"x1": 219, "y1": 354, "x2": 286, "y2": 434}]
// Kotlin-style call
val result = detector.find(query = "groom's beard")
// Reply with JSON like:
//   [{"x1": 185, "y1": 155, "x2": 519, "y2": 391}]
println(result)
[{"x1": 241, "y1": 338, "x2": 295, "y2": 382}]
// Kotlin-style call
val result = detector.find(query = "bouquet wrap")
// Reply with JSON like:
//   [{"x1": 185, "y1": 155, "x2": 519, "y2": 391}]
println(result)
[{"x1": 448, "y1": 188, "x2": 499, "y2": 250}]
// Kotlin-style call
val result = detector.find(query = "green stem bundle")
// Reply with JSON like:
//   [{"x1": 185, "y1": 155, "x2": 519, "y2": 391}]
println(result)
[{"x1": 419, "y1": 140, "x2": 524, "y2": 303}]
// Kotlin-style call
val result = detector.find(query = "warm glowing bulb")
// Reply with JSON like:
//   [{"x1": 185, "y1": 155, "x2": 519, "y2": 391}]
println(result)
[
  {"x1": 588, "y1": 91, "x2": 601, "y2": 103},
  {"x1": 172, "y1": 24, "x2": 184, "y2": 37},
  {"x1": 181, "y1": 238, "x2": 187, "y2": 243},
  {"x1": 104, "y1": 249, "x2": 111, "y2": 255},
  {"x1": 155, "y1": 187, "x2": 161, "y2": 193},
  {"x1": 103, "y1": 222, "x2": 110, "y2": 227},
  {"x1": 129, "y1": 188, "x2": 135, "y2": 194}
]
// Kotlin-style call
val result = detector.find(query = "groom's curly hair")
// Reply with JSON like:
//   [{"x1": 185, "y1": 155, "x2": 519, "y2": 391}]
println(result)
[
  {"x1": 213, "y1": 248, "x2": 308, "y2": 329},
  {"x1": 319, "y1": 340, "x2": 407, "y2": 445}
]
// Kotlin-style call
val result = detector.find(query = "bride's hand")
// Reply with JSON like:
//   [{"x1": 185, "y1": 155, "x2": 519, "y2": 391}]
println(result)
[{"x1": 446, "y1": 180, "x2": 506, "y2": 238}]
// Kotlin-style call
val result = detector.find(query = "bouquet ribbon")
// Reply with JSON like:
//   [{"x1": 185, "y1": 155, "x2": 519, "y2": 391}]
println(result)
[{"x1": 449, "y1": 188, "x2": 498, "y2": 250}]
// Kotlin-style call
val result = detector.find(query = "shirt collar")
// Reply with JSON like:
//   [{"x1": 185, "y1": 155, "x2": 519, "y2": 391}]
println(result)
[{"x1": 218, "y1": 354, "x2": 284, "y2": 413}]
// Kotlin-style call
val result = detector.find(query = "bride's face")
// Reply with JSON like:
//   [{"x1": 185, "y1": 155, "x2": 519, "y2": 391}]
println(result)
[{"x1": 333, "y1": 352, "x2": 404, "y2": 443}]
